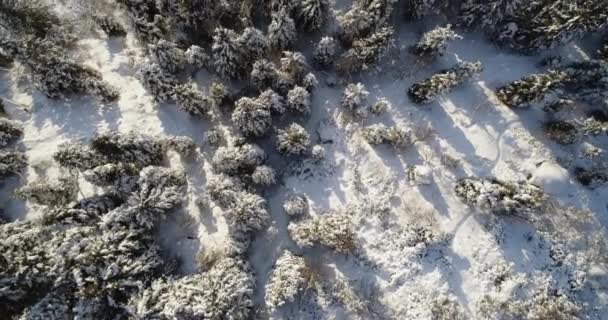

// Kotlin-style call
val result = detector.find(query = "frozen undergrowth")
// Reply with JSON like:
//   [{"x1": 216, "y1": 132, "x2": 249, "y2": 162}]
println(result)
[{"x1": 0, "y1": 0, "x2": 606, "y2": 319}]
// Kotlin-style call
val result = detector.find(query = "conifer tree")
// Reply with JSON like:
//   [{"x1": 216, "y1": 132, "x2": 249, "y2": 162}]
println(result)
[{"x1": 408, "y1": 61, "x2": 483, "y2": 104}]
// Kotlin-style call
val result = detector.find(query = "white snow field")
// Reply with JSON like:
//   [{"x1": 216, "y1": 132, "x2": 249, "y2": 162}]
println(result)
[{"x1": 0, "y1": 1, "x2": 607, "y2": 319}]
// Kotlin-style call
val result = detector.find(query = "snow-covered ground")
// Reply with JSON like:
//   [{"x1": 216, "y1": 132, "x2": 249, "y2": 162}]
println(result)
[{"x1": 2, "y1": 7, "x2": 607, "y2": 320}]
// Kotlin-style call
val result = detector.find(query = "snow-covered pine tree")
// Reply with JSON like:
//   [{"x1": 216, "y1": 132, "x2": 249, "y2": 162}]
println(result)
[
  {"x1": 212, "y1": 27, "x2": 244, "y2": 79},
  {"x1": 370, "y1": 97, "x2": 390, "y2": 115},
  {"x1": 277, "y1": 123, "x2": 311, "y2": 155},
  {"x1": 257, "y1": 89, "x2": 286, "y2": 114},
  {"x1": 148, "y1": 39, "x2": 186, "y2": 74},
  {"x1": 560, "y1": 60, "x2": 608, "y2": 103},
  {"x1": 413, "y1": 24, "x2": 461, "y2": 58},
  {"x1": 314, "y1": 36, "x2": 337, "y2": 67},
  {"x1": 287, "y1": 86, "x2": 311, "y2": 114},
  {"x1": 338, "y1": 6, "x2": 373, "y2": 43},
  {"x1": 268, "y1": 7, "x2": 297, "y2": 51},
  {"x1": 232, "y1": 97, "x2": 272, "y2": 137},
  {"x1": 15, "y1": 177, "x2": 78, "y2": 207},
  {"x1": 295, "y1": 0, "x2": 330, "y2": 32},
  {"x1": 265, "y1": 251, "x2": 309, "y2": 311},
  {"x1": 311, "y1": 144, "x2": 325, "y2": 160},
  {"x1": 341, "y1": 82, "x2": 369, "y2": 115},
  {"x1": 460, "y1": 0, "x2": 608, "y2": 53},
  {"x1": 0, "y1": 149, "x2": 26, "y2": 178},
  {"x1": 165, "y1": 135, "x2": 196, "y2": 157},
  {"x1": 283, "y1": 193, "x2": 309, "y2": 218},
  {"x1": 185, "y1": 45, "x2": 209, "y2": 69},
  {"x1": 251, "y1": 59, "x2": 280, "y2": 91},
  {"x1": 362, "y1": 124, "x2": 413, "y2": 147},
  {"x1": 251, "y1": 165, "x2": 276, "y2": 186},
  {"x1": 174, "y1": 83, "x2": 212, "y2": 117},
  {"x1": 495, "y1": 70, "x2": 567, "y2": 108},
  {"x1": 224, "y1": 191, "x2": 270, "y2": 234},
  {"x1": 0, "y1": 118, "x2": 23, "y2": 148},
  {"x1": 406, "y1": 0, "x2": 449, "y2": 20},
  {"x1": 212, "y1": 144, "x2": 266, "y2": 175},
  {"x1": 129, "y1": 257, "x2": 255, "y2": 319},
  {"x1": 408, "y1": 61, "x2": 483, "y2": 104},
  {"x1": 280, "y1": 51, "x2": 308, "y2": 84},
  {"x1": 336, "y1": 27, "x2": 394, "y2": 74},
  {"x1": 119, "y1": 0, "x2": 166, "y2": 43},
  {"x1": 289, "y1": 212, "x2": 356, "y2": 253},
  {"x1": 455, "y1": 178, "x2": 546, "y2": 215},
  {"x1": 137, "y1": 61, "x2": 179, "y2": 103},
  {"x1": 303, "y1": 73, "x2": 318, "y2": 91},
  {"x1": 93, "y1": 14, "x2": 127, "y2": 37},
  {"x1": 0, "y1": 35, "x2": 118, "y2": 102},
  {"x1": 238, "y1": 27, "x2": 269, "y2": 66},
  {"x1": 54, "y1": 132, "x2": 167, "y2": 171},
  {"x1": 82, "y1": 162, "x2": 139, "y2": 195}
]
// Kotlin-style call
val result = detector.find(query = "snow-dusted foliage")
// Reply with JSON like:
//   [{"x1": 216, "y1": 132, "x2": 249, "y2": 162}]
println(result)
[
  {"x1": 82, "y1": 162, "x2": 139, "y2": 194},
  {"x1": 287, "y1": 86, "x2": 311, "y2": 114},
  {"x1": 268, "y1": 7, "x2": 297, "y2": 51},
  {"x1": 93, "y1": 14, "x2": 127, "y2": 37},
  {"x1": 277, "y1": 123, "x2": 311, "y2": 155},
  {"x1": 560, "y1": 60, "x2": 608, "y2": 103},
  {"x1": 232, "y1": 97, "x2": 272, "y2": 137},
  {"x1": 137, "y1": 62, "x2": 179, "y2": 102},
  {"x1": 362, "y1": 124, "x2": 413, "y2": 147},
  {"x1": 496, "y1": 70, "x2": 567, "y2": 108},
  {"x1": 204, "y1": 129, "x2": 223, "y2": 147},
  {"x1": 130, "y1": 257, "x2": 254, "y2": 319},
  {"x1": 54, "y1": 132, "x2": 166, "y2": 170},
  {"x1": 0, "y1": 5, "x2": 117, "y2": 103},
  {"x1": 224, "y1": 191, "x2": 270, "y2": 233},
  {"x1": 370, "y1": 98, "x2": 390, "y2": 115},
  {"x1": 148, "y1": 39, "x2": 185, "y2": 74},
  {"x1": 338, "y1": 0, "x2": 397, "y2": 43},
  {"x1": 207, "y1": 174, "x2": 245, "y2": 208},
  {"x1": 120, "y1": 0, "x2": 166, "y2": 43},
  {"x1": 212, "y1": 27, "x2": 244, "y2": 79},
  {"x1": 0, "y1": 162, "x2": 186, "y2": 318},
  {"x1": 15, "y1": 177, "x2": 77, "y2": 207},
  {"x1": 337, "y1": 27, "x2": 394, "y2": 74},
  {"x1": 455, "y1": 178, "x2": 546, "y2": 215},
  {"x1": 280, "y1": 51, "x2": 307, "y2": 83},
  {"x1": 303, "y1": 73, "x2": 318, "y2": 91},
  {"x1": 0, "y1": 150, "x2": 26, "y2": 178},
  {"x1": 251, "y1": 59, "x2": 279, "y2": 91},
  {"x1": 90, "y1": 132, "x2": 167, "y2": 167},
  {"x1": 0, "y1": 118, "x2": 23, "y2": 148},
  {"x1": 238, "y1": 27, "x2": 269, "y2": 63},
  {"x1": 413, "y1": 25, "x2": 461, "y2": 58},
  {"x1": 295, "y1": 0, "x2": 330, "y2": 31},
  {"x1": 165, "y1": 135, "x2": 196, "y2": 157},
  {"x1": 212, "y1": 144, "x2": 266, "y2": 175},
  {"x1": 283, "y1": 193, "x2": 309, "y2": 218},
  {"x1": 265, "y1": 251, "x2": 309, "y2": 311},
  {"x1": 289, "y1": 212, "x2": 356, "y2": 253},
  {"x1": 460, "y1": 0, "x2": 608, "y2": 53},
  {"x1": 26, "y1": 48, "x2": 119, "y2": 102},
  {"x1": 406, "y1": 0, "x2": 448, "y2": 19},
  {"x1": 251, "y1": 165, "x2": 276, "y2": 186},
  {"x1": 311, "y1": 144, "x2": 325, "y2": 160},
  {"x1": 313, "y1": 36, "x2": 337, "y2": 67},
  {"x1": 341, "y1": 82, "x2": 369, "y2": 114},
  {"x1": 408, "y1": 61, "x2": 483, "y2": 104},
  {"x1": 174, "y1": 83, "x2": 212, "y2": 117},
  {"x1": 257, "y1": 89, "x2": 285, "y2": 114},
  {"x1": 185, "y1": 45, "x2": 209, "y2": 69}
]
